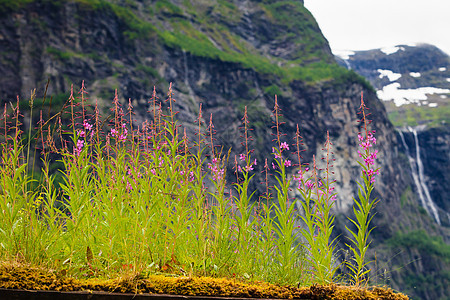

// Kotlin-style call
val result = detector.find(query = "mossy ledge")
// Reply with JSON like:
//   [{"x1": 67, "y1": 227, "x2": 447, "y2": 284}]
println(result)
[{"x1": 0, "y1": 264, "x2": 408, "y2": 299}]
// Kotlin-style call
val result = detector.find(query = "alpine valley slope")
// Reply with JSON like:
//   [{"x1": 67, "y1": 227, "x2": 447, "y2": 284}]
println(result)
[
  {"x1": 335, "y1": 44, "x2": 450, "y2": 228},
  {"x1": 0, "y1": 1, "x2": 449, "y2": 299}
]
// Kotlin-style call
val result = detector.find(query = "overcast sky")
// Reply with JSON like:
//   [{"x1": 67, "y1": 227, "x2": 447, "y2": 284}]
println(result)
[{"x1": 304, "y1": 0, "x2": 450, "y2": 55}]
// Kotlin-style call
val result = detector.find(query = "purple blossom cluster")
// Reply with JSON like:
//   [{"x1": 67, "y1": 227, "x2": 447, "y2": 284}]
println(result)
[
  {"x1": 358, "y1": 130, "x2": 379, "y2": 183},
  {"x1": 111, "y1": 123, "x2": 128, "y2": 141},
  {"x1": 207, "y1": 157, "x2": 225, "y2": 181},
  {"x1": 271, "y1": 142, "x2": 292, "y2": 169},
  {"x1": 74, "y1": 119, "x2": 93, "y2": 156},
  {"x1": 180, "y1": 169, "x2": 195, "y2": 183},
  {"x1": 236, "y1": 154, "x2": 257, "y2": 173}
]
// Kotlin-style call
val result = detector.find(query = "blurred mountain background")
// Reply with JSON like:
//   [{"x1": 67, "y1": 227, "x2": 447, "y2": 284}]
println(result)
[{"x1": 0, "y1": 1, "x2": 448, "y2": 299}]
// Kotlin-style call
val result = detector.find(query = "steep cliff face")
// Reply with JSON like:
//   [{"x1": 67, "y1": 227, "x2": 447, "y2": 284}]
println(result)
[
  {"x1": 0, "y1": 1, "x2": 448, "y2": 299},
  {"x1": 335, "y1": 43, "x2": 450, "y2": 229},
  {"x1": 397, "y1": 126, "x2": 450, "y2": 225}
]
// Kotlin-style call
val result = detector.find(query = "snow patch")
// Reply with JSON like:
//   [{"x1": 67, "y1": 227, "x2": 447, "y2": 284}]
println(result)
[
  {"x1": 380, "y1": 46, "x2": 405, "y2": 55},
  {"x1": 429, "y1": 103, "x2": 438, "y2": 107},
  {"x1": 441, "y1": 95, "x2": 447, "y2": 99},
  {"x1": 439, "y1": 67, "x2": 447, "y2": 72},
  {"x1": 410, "y1": 72, "x2": 421, "y2": 78},
  {"x1": 332, "y1": 49, "x2": 355, "y2": 60},
  {"x1": 376, "y1": 82, "x2": 450, "y2": 106},
  {"x1": 446, "y1": 78, "x2": 450, "y2": 82},
  {"x1": 378, "y1": 69, "x2": 401, "y2": 81}
]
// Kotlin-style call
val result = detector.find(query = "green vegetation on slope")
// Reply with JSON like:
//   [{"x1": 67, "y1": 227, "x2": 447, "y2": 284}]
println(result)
[
  {"x1": 386, "y1": 101, "x2": 450, "y2": 128},
  {"x1": 387, "y1": 230, "x2": 450, "y2": 299},
  {"x1": 0, "y1": 0, "x2": 371, "y2": 86},
  {"x1": 388, "y1": 230, "x2": 450, "y2": 260}
]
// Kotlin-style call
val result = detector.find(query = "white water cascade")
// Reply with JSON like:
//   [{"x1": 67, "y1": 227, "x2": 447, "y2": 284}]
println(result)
[{"x1": 398, "y1": 129, "x2": 441, "y2": 224}]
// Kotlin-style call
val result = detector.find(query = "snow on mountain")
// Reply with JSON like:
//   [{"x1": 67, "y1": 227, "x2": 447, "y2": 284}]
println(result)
[
  {"x1": 334, "y1": 44, "x2": 450, "y2": 109},
  {"x1": 377, "y1": 69, "x2": 402, "y2": 81}
]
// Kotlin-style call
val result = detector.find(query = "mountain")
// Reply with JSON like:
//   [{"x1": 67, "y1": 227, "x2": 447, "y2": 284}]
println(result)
[
  {"x1": 334, "y1": 44, "x2": 450, "y2": 127},
  {"x1": 0, "y1": 1, "x2": 449, "y2": 299},
  {"x1": 335, "y1": 45, "x2": 450, "y2": 298},
  {"x1": 335, "y1": 44, "x2": 450, "y2": 224}
]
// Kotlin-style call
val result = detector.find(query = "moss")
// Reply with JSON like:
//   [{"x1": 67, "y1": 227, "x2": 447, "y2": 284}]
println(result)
[
  {"x1": 46, "y1": 47, "x2": 73, "y2": 61},
  {"x1": 0, "y1": 263, "x2": 409, "y2": 299},
  {"x1": 264, "y1": 85, "x2": 282, "y2": 97},
  {"x1": 136, "y1": 65, "x2": 161, "y2": 80}
]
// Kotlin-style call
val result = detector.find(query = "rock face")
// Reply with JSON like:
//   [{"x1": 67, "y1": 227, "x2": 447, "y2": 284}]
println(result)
[
  {"x1": 397, "y1": 126, "x2": 450, "y2": 225},
  {"x1": 0, "y1": 1, "x2": 449, "y2": 299},
  {"x1": 335, "y1": 43, "x2": 450, "y2": 230}
]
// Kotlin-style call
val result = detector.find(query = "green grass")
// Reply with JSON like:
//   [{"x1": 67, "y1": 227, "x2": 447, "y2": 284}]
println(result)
[
  {"x1": 399, "y1": 186, "x2": 412, "y2": 208},
  {"x1": 46, "y1": 47, "x2": 74, "y2": 61},
  {"x1": 155, "y1": 0, "x2": 183, "y2": 15},
  {"x1": 387, "y1": 102, "x2": 450, "y2": 128},
  {"x1": 0, "y1": 0, "x2": 33, "y2": 13},
  {"x1": 387, "y1": 230, "x2": 450, "y2": 299},
  {"x1": 388, "y1": 230, "x2": 450, "y2": 261}
]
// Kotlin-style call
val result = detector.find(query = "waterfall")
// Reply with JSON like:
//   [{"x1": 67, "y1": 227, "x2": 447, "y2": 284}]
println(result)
[
  {"x1": 398, "y1": 129, "x2": 441, "y2": 224},
  {"x1": 343, "y1": 59, "x2": 351, "y2": 70},
  {"x1": 410, "y1": 127, "x2": 440, "y2": 225}
]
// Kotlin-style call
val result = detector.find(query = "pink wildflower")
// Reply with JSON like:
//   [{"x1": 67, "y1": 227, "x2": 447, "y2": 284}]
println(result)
[
  {"x1": 83, "y1": 119, "x2": 93, "y2": 131},
  {"x1": 74, "y1": 139, "x2": 84, "y2": 156},
  {"x1": 244, "y1": 165, "x2": 254, "y2": 172}
]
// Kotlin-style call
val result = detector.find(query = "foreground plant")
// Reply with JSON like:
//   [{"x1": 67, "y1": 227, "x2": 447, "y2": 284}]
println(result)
[
  {"x1": 0, "y1": 84, "x2": 380, "y2": 289},
  {"x1": 345, "y1": 93, "x2": 380, "y2": 285}
]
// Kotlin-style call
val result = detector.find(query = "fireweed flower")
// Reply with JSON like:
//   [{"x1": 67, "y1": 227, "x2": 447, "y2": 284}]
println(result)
[
  {"x1": 358, "y1": 130, "x2": 379, "y2": 182},
  {"x1": 207, "y1": 159, "x2": 225, "y2": 181},
  {"x1": 110, "y1": 126, "x2": 127, "y2": 141},
  {"x1": 78, "y1": 130, "x2": 86, "y2": 138},
  {"x1": 272, "y1": 148, "x2": 281, "y2": 159},
  {"x1": 83, "y1": 119, "x2": 93, "y2": 131},
  {"x1": 284, "y1": 160, "x2": 292, "y2": 167},
  {"x1": 111, "y1": 128, "x2": 117, "y2": 137},
  {"x1": 280, "y1": 142, "x2": 289, "y2": 150},
  {"x1": 293, "y1": 171, "x2": 304, "y2": 189},
  {"x1": 74, "y1": 139, "x2": 84, "y2": 156},
  {"x1": 188, "y1": 171, "x2": 195, "y2": 182},
  {"x1": 239, "y1": 153, "x2": 246, "y2": 161}
]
